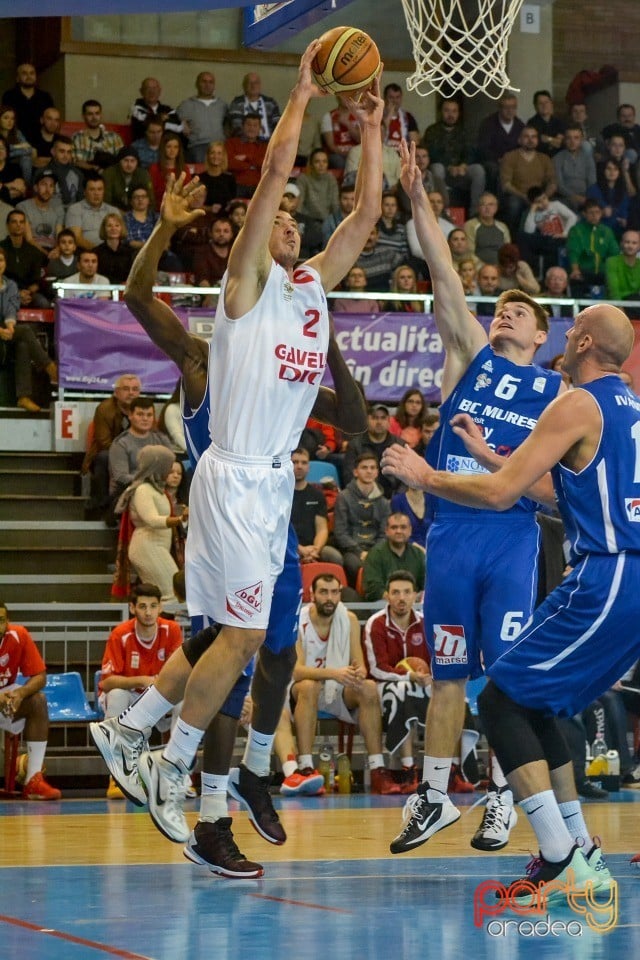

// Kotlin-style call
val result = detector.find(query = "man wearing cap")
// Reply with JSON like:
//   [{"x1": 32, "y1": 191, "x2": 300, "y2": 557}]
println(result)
[
  {"x1": 103, "y1": 147, "x2": 154, "y2": 212},
  {"x1": 343, "y1": 404, "x2": 407, "y2": 500},
  {"x1": 17, "y1": 169, "x2": 64, "y2": 257},
  {"x1": 280, "y1": 182, "x2": 322, "y2": 259}
]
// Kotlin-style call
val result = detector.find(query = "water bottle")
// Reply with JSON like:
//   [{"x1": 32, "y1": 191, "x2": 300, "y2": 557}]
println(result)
[
  {"x1": 337, "y1": 753, "x2": 352, "y2": 794},
  {"x1": 606, "y1": 749, "x2": 620, "y2": 776},
  {"x1": 318, "y1": 741, "x2": 334, "y2": 791},
  {"x1": 587, "y1": 723, "x2": 608, "y2": 775}
]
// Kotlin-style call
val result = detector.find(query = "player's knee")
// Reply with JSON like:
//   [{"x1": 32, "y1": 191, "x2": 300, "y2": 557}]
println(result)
[
  {"x1": 296, "y1": 678, "x2": 320, "y2": 703},
  {"x1": 359, "y1": 679, "x2": 378, "y2": 704}
]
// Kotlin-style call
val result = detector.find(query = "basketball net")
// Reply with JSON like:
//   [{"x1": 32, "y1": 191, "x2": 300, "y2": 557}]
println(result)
[{"x1": 399, "y1": 0, "x2": 525, "y2": 99}]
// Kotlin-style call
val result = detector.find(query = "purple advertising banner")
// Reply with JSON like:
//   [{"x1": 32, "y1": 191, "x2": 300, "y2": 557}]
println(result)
[{"x1": 56, "y1": 301, "x2": 571, "y2": 402}]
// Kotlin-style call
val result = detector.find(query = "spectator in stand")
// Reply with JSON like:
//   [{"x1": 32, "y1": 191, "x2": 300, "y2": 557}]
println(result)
[
  {"x1": 475, "y1": 262, "x2": 501, "y2": 315},
  {"x1": 333, "y1": 452, "x2": 390, "y2": 587},
  {"x1": 553, "y1": 125, "x2": 596, "y2": 213},
  {"x1": 321, "y1": 181, "x2": 355, "y2": 246},
  {"x1": 421, "y1": 98, "x2": 485, "y2": 215},
  {"x1": 226, "y1": 72, "x2": 281, "y2": 141},
  {"x1": 407, "y1": 189, "x2": 454, "y2": 277},
  {"x1": 45, "y1": 228, "x2": 78, "y2": 293},
  {"x1": 291, "y1": 572, "x2": 400, "y2": 794},
  {"x1": 389, "y1": 263, "x2": 423, "y2": 312},
  {"x1": 527, "y1": 90, "x2": 565, "y2": 157},
  {"x1": 131, "y1": 117, "x2": 164, "y2": 170},
  {"x1": 148, "y1": 133, "x2": 191, "y2": 210},
  {"x1": 499, "y1": 125, "x2": 557, "y2": 234},
  {"x1": 542, "y1": 265, "x2": 571, "y2": 299},
  {"x1": 396, "y1": 144, "x2": 449, "y2": 219},
  {"x1": 495, "y1": 242, "x2": 540, "y2": 295},
  {"x1": 2, "y1": 63, "x2": 53, "y2": 147},
  {"x1": 566, "y1": 197, "x2": 619, "y2": 298},
  {"x1": 391, "y1": 412, "x2": 435, "y2": 539},
  {"x1": 0, "y1": 198, "x2": 13, "y2": 239},
  {"x1": 362, "y1": 571, "x2": 430, "y2": 792},
  {"x1": 124, "y1": 187, "x2": 158, "y2": 250},
  {"x1": 62, "y1": 249, "x2": 110, "y2": 299},
  {"x1": 94, "y1": 212, "x2": 135, "y2": 284},
  {"x1": 519, "y1": 185, "x2": 577, "y2": 276},
  {"x1": 457, "y1": 257, "x2": 480, "y2": 298},
  {"x1": 193, "y1": 216, "x2": 233, "y2": 303},
  {"x1": 17, "y1": 168, "x2": 64, "y2": 256},
  {"x1": 72, "y1": 99, "x2": 124, "y2": 173},
  {"x1": 103, "y1": 146, "x2": 154, "y2": 212},
  {"x1": 0, "y1": 134, "x2": 26, "y2": 204},
  {"x1": 601, "y1": 133, "x2": 637, "y2": 199},
  {"x1": 48, "y1": 136, "x2": 84, "y2": 209},
  {"x1": 158, "y1": 381, "x2": 187, "y2": 459},
  {"x1": 290, "y1": 446, "x2": 343, "y2": 567},
  {"x1": 463, "y1": 192, "x2": 511, "y2": 265},
  {"x1": 332, "y1": 265, "x2": 380, "y2": 313},
  {"x1": 0, "y1": 209, "x2": 48, "y2": 307},
  {"x1": 83, "y1": 373, "x2": 141, "y2": 518},
  {"x1": 447, "y1": 227, "x2": 480, "y2": 272},
  {"x1": 321, "y1": 97, "x2": 361, "y2": 169},
  {"x1": 198, "y1": 141, "x2": 236, "y2": 216},
  {"x1": 98, "y1": 582, "x2": 183, "y2": 797},
  {"x1": 108, "y1": 395, "x2": 173, "y2": 516},
  {"x1": 30, "y1": 106, "x2": 62, "y2": 172},
  {"x1": 389, "y1": 388, "x2": 427, "y2": 447},
  {"x1": 362, "y1": 512, "x2": 426, "y2": 602},
  {"x1": 586, "y1": 159, "x2": 630, "y2": 238},
  {"x1": 225, "y1": 113, "x2": 268, "y2": 199},
  {"x1": 226, "y1": 197, "x2": 247, "y2": 236},
  {"x1": 177, "y1": 71, "x2": 228, "y2": 164},
  {"x1": 0, "y1": 105, "x2": 35, "y2": 184},
  {"x1": 382, "y1": 82, "x2": 420, "y2": 152},
  {"x1": 344, "y1": 127, "x2": 402, "y2": 191},
  {"x1": 279, "y1": 183, "x2": 323, "y2": 259},
  {"x1": 601, "y1": 102, "x2": 640, "y2": 166},
  {"x1": 297, "y1": 147, "x2": 339, "y2": 227},
  {"x1": 343, "y1": 404, "x2": 406, "y2": 500},
  {"x1": 0, "y1": 247, "x2": 57, "y2": 413},
  {"x1": 115, "y1": 448, "x2": 188, "y2": 605},
  {"x1": 0, "y1": 601, "x2": 61, "y2": 800},
  {"x1": 377, "y1": 192, "x2": 409, "y2": 262},
  {"x1": 356, "y1": 223, "x2": 404, "y2": 293},
  {"x1": 130, "y1": 77, "x2": 183, "y2": 142},
  {"x1": 605, "y1": 230, "x2": 640, "y2": 307},
  {"x1": 476, "y1": 93, "x2": 525, "y2": 193},
  {"x1": 65, "y1": 174, "x2": 119, "y2": 250}
]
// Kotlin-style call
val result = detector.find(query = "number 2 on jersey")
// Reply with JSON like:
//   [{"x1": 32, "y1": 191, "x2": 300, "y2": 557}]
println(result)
[{"x1": 303, "y1": 309, "x2": 320, "y2": 338}]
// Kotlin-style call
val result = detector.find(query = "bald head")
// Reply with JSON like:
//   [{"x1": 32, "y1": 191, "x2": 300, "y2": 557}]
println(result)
[{"x1": 567, "y1": 305, "x2": 635, "y2": 380}]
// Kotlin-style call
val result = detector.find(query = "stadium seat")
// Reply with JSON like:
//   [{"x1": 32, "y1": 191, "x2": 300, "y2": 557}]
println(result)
[
  {"x1": 301, "y1": 562, "x2": 347, "y2": 602},
  {"x1": 44, "y1": 672, "x2": 101, "y2": 723},
  {"x1": 307, "y1": 460, "x2": 340, "y2": 487},
  {"x1": 465, "y1": 676, "x2": 487, "y2": 716}
]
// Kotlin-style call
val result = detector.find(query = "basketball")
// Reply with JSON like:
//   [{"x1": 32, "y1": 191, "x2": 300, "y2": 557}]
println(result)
[
  {"x1": 396, "y1": 656, "x2": 429, "y2": 675},
  {"x1": 311, "y1": 26, "x2": 381, "y2": 95}
]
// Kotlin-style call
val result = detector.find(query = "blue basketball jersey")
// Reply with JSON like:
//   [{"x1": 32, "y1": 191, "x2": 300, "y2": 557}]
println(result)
[
  {"x1": 181, "y1": 378, "x2": 211, "y2": 472},
  {"x1": 427, "y1": 344, "x2": 562, "y2": 519},
  {"x1": 553, "y1": 375, "x2": 640, "y2": 562}
]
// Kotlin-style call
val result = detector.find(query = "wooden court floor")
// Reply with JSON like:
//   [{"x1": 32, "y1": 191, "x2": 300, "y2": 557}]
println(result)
[{"x1": 1, "y1": 790, "x2": 640, "y2": 959}]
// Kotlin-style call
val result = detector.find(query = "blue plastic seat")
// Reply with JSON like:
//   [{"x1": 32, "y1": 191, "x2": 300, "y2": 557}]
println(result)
[
  {"x1": 44, "y1": 672, "x2": 101, "y2": 723},
  {"x1": 307, "y1": 460, "x2": 340, "y2": 487},
  {"x1": 465, "y1": 676, "x2": 488, "y2": 716}
]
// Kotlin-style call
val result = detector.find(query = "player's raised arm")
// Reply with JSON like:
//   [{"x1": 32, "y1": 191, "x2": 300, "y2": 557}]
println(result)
[
  {"x1": 307, "y1": 75, "x2": 384, "y2": 292},
  {"x1": 224, "y1": 40, "x2": 324, "y2": 318},
  {"x1": 124, "y1": 173, "x2": 207, "y2": 392},
  {"x1": 312, "y1": 318, "x2": 367, "y2": 435},
  {"x1": 398, "y1": 139, "x2": 486, "y2": 398}
]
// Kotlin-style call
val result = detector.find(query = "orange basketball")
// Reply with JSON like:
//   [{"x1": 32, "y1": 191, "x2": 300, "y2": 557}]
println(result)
[
  {"x1": 396, "y1": 656, "x2": 430, "y2": 675},
  {"x1": 311, "y1": 26, "x2": 381, "y2": 95}
]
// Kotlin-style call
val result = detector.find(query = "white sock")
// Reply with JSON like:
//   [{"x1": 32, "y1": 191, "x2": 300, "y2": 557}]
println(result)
[
  {"x1": 120, "y1": 686, "x2": 174, "y2": 731},
  {"x1": 298, "y1": 753, "x2": 313, "y2": 771},
  {"x1": 520, "y1": 790, "x2": 575, "y2": 862},
  {"x1": 163, "y1": 719, "x2": 204, "y2": 768},
  {"x1": 402, "y1": 757, "x2": 415, "y2": 769},
  {"x1": 422, "y1": 756, "x2": 452, "y2": 793},
  {"x1": 242, "y1": 727, "x2": 275, "y2": 777},
  {"x1": 559, "y1": 799, "x2": 591, "y2": 850},
  {"x1": 26, "y1": 741, "x2": 46, "y2": 782},
  {"x1": 368, "y1": 754, "x2": 384, "y2": 770},
  {"x1": 490, "y1": 754, "x2": 509, "y2": 791},
  {"x1": 199, "y1": 773, "x2": 228, "y2": 822},
  {"x1": 282, "y1": 759, "x2": 298, "y2": 778}
]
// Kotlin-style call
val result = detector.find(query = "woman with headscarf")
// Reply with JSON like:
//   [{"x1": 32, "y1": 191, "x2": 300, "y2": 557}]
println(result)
[{"x1": 114, "y1": 445, "x2": 187, "y2": 603}]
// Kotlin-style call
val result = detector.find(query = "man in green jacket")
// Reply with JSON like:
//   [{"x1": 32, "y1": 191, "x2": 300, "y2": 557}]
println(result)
[
  {"x1": 566, "y1": 198, "x2": 619, "y2": 298},
  {"x1": 362, "y1": 512, "x2": 426, "y2": 601},
  {"x1": 605, "y1": 230, "x2": 640, "y2": 305}
]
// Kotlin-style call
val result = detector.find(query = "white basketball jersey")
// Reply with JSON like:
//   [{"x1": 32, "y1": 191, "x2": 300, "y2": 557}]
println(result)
[
  {"x1": 208, "y1": 260, "x2": 329, "y2": 457},
  {"x1": 299, "y1": 605, "x2": 330, "y2": 669}
]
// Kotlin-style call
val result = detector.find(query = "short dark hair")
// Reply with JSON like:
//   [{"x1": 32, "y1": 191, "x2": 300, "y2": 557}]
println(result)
[
  {"x1": 527, "y1": 185, "x2": 546, "y2": 203},
  {"x1": 384, "y1": 83, "x2": 402, "y2": 97},
  {"x1": 354, "y1": 451, "x2": 379, "y2": 467},
  {"x1": 52, "y1": 134, "x2": 73, "y2": 147},
  {"x1": 386, "y1": 570, "x2": 417, "y2": 590},
  {"x1": 292, "y1": 446, "x2": 310, "y2": 459},
  {"x1": 129, "y1": 396, "x2": 155, "y2": 413},
  {"x1": 82, "y1": 99, "x2": 102, "y2": 113},
  {"x1": 311, "y1": 573, "x2": 342, "y2": 593},
  {"x1": 130, "y1": 582, "x2": 161, "y2": 603},
  {"x1": 243, "y1": 112, "x2": 261, "y2": 123},
  {"x1": 85, "y1": 173, "x2": 105, "y2": 185},
  {"x1": 7, "y1": 210, "x2": 25, "y2": 225},
  {"x1": 533, "y1": 89, "x2": 552, "y2": 104}
]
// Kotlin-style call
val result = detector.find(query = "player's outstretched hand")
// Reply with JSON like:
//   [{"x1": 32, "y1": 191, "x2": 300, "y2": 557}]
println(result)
[
  {"x1": 450, "y1": 413, "x2": 493, "y2": 467},
  {"x1": 344, "y1": 69, "x2": 384, "y2": 127},
  {"x1": 160, "y1": 173, "x2": 206, "y2": 230},
  {"x1": 381, "y1": 443, "x2": 431, "y2": 489},
  {"x1": 295, "y1": 39, "x2": 326, "y2": 99},
  {"x1": 399, "y1": 139, "x2": 423, "y2": 201}
]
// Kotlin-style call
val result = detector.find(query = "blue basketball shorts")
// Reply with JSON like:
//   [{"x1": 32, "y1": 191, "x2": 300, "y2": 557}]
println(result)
[
  {"x1": 489, "y1": 551, "x2": 640, "y2": 717},
  {"x1": 424, "y1": 516, "x2": 540, "y2": 680}
]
